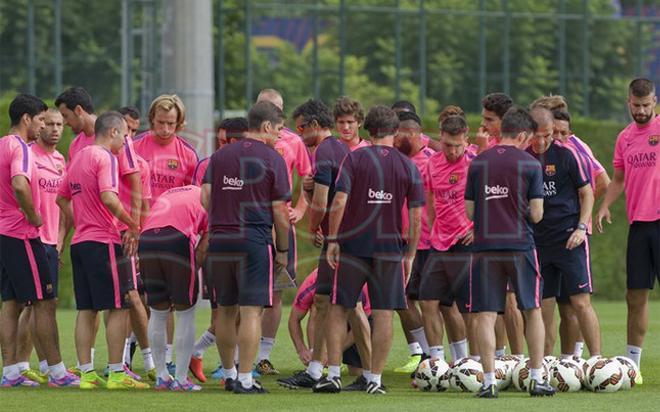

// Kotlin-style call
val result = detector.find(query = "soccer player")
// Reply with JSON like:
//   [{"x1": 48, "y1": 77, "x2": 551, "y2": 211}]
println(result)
[
  {"x1": 119, "y1": 106, "x2": 141, "y2": 138},
  {"x1": 392, "y1": 111, "x2": 434, "y2": 369},
  {"x1": 526, "y1": 107, "x2": 601, "y2": 360},
  {"x1": 201, "y1": 101, "x2": 290, "y2": 394},
  {"x1": 1, "y1": 94, "x2": 74, "y2": 388},
  {"x1": 419, "y1": 115, "x2": 475, "y2": 363},
  {"x1": 334, "y1": 96, "x2": 370, "y2": 151},
  {"x1": 55, "y1": 87, "x2": 97, "y2": 161},
  {"x1": 254, "y1": 89, "x2": 312, "y2": 376},
  {"x1": 318, "y1": 105, "x2": 424, "y2": 394},
  {"x1": 465, "y1": 107, "x2": 555, "y2": 398},
  {"x1": 596, "y1": 78, "x2": 660, "y2": 378},
  {"x1": 14, "y1": 108, "x2": 67, "y2": 383},
  {"x1": 141, "y1": 185, "x2": 208, "y2": 391},
  {"x1": 56, "y1": 111, "x2": 148, "y2": 390},
  {"x1": 391, "y1": 100, "x2": 442, "y2": 152}
]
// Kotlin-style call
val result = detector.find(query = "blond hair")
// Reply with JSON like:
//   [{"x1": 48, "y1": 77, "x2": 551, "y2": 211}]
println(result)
[
  {"x1": 148, "y1": 94, "x2": 186, "y2": 131},
  {"x1": 530, "y1": 95, "x2": 568, "y2": 112}
]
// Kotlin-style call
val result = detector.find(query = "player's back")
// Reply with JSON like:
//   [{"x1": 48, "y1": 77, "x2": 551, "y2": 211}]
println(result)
[{"x1": 143, "y1": 185, "x2": 207, "y2": 240}]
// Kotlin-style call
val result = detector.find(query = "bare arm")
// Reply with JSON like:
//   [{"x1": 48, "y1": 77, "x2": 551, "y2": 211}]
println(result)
[
  {"x1": 325, "y1": 191, "x2": 348, "y2": 269},
  {"x1": 125, "y1": 172, "x2": 142, "y2": 228},
  {"x1": 465, "y1": 199, "x2": 475, "y2": 221},
  {"x1": 308, "y1": 183, "x2": 330, "y2": 233},
  {"x1": 406, "y1": 206, "x2": 423, "y2": 260},
  {"x1": 12, "y1": 175, "x2": 41, "y2": 227},
  {"x1": 289, "y1": 179, "x2": 309, "y2": 223},
  {"x1": 56, "y1": 208, "x2": 71, "y2": 255},
  {"x1": 288, "y1": 307, "x2": 312, "y2": 365},
  {"x1": 596, "y1": 169, "x2": 625, "y2": 233},
  {"x1": 566, "y1": 184, "x2": 594, "y2": 250},
  {"x1": 101, "y1": 191, "x2": 138, "y2": 231},
  {"x1": 529, "y1": 198, "x2": 544, "y2": 224},
  {"x1": 594, "y1": 171, "x2": 611, "y2": 201},
  {"x1": 426, "y1": 190, "x2": 436, "y2": 229},
  {"x1": 201, "y1": 183, "x2": 211, "y2": 210}
]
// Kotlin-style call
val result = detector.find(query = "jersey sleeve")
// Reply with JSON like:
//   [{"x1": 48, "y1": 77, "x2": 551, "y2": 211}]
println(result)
[
  {"x1": 271, "y1": 155, "x2": 292, "y2": 202},
  {"x1": 202, "y1": 156, "x2": 214, "y2": 185},
  {"x1": 527, "y1": 161, "x2": 544, "y2": 200},
  {"x1": 406, "y1": 161, "x2": 426, "y2": 208},
  {"x1": 313, "y1": 144, "x2": 335, "y2": 187},
  {"x1": 613, "y1": 132, "x2": 626, "y2": 170},
  {"x1": 98, "y1": 152, "x2": 120, "y2": 194},
  {"x1": 193, "y1": 158, "x2": 208, "y2": 186},
  {"x1": 184, "y1": 147, "x2": 199, "y2": 185},
  {"x1": 10, "y1": 139, "x2": 32, "y2": 180},
  {"x1": 294, "y1": 138, "x2": 312, "y2": 177},
  {"x1": 565, "y1": 149, "x2": 590, "y2": 189},
  {"x1": 334, "y1": 154, "x2": 354, "y2": 195},
  {"x1": 117, "y1": 139, "x2": 140, "y2": 177},
  {"x1": 58, "y1": 173, "x2": 72, "y2": 199}
]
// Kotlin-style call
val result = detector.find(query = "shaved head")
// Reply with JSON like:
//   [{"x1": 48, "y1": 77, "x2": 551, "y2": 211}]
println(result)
[
  {"x1": 530, "y1": 107, "x2": 554, "y2": 129},
  {"x1": 257, "y1": 88, "x2": 284, "y2": 111}
]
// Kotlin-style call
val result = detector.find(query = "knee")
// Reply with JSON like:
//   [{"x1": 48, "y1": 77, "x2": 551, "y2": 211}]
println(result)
[{"x1": 569, "y1": 295, "x2": 591, "y2": 312}]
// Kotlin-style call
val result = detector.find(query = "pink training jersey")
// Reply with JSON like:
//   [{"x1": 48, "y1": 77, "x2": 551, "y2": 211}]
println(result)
[
  {"x1": 192, "y1": 157, "x2": 210, "y2": 186},
  {"x1": 292, "y1": 269, "x2": 371, "y2": 315},
  {"x1": 613, "y1": 116, "x2": 660, "y2": 223},
  {"x1": 421, "y1": 133, "x2": 431, "y2": 146},
  {"x1": 67, "y1": 131, "x2": 95, "y2": 161},
  {"x1": 559, "y1": 134, "x2": 605, "y2": 190},
  {"x1": 0, "y1": 135, "x2": 41, "y2": 239},
  {"x1": 31, "y1": 143, "x2": 66, "y2": 245},
  {"x1": 133, "y1": 132, "x2": 198, "y2": 202},
  {"x1": 68, "y1": 131, "x2": 140, "y2": 179},
  {"x1": 401, "y1": 146, "x2": 435, "y2": 250},
  {"x1": 141, "y1": 185, "x2": 208, "y2": 242},
  {"x1": 59, "y1": 145, "x2": 122, "y2": 245},
  {"x1": 275, "y1": 128, "x2": 312, "y2": 189},
  {"x1": 425, "y1": 150, "x2": 476, "y2": 251},
  {"x1": 116, "y1": 155, "x2": 152, "y2": 232}
]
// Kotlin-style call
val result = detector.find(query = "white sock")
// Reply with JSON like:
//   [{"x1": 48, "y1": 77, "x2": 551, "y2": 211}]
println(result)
[
  {"x1": 148, "y1": 308, "x2": 170, "y2": 380},
  {"x1": 408, "y1": 342, "x2": 423, "y2": 356},
  {"x1": 448, "y1": 344, "x2": 457, "y2": 362},
  {"x1": 453, "y1": 339, "x2": 468, "y2": 360},
  {"x1": 409, "y1": 327, "x2": 430, "y2": 355},
  {"x1": 429, "y1": 345, "x2": 444, "y2": 360},
  {"x1": 3, "y1": 364, "x2": 19, "y2": 380},
  {"x1": 49, "y1": 362, "x2": 66, "y2": 380},
  {"x1": 469, "y1": 355, "x2": 481, "y2": 362},
  {"x1": 370, "y1": 373, "x2": 382, "y2": 386},
  {"x1": 234, "y1": 345, "x2": 240, "y2": 365},
  {"x1": 90, "y1": 348, "x2": 95, "y2": 365},
  {"x1": 327, "y1": 365, "x2": 341, "y2": 379},
  {"x1": 108, "y1": 362, "x2": 123, "y2": 373},
  {"x1": 258, "y1": 337, "x2": 275, "y2": 362},
  {"x1": 16, "y1": 362, "x2": 30, "y2": 372},
  {"x1": 574, "y1": 341, "x2": 585, "y2": 358},
  {"x1": 362, "y1": 369, "x2": 372, "y2": 382},
  {"x1": 79, "y1": 362, "x2": 94, "y2": 373},
  {"x1": 193, "y1": 330, "x2": 216, "y2": 359},
  {"x1": 495, "y1": 347, "x2": 506, "y2": 357},
  {"x1": 306, "y1": 361, "x2": 323, "y2": 380},
  {"x1": 238, "y1": 372, "x2": 253, "y2": 389},
  {"x1": 142, "y1": 348, "x2": 155, "y2": 371},
  {"x1": 39, "y1": 360, "x2": 48, "y2": 375},
  {"x1": 223, "y1": 367, "x2": 237, "y2": 380},
  {"x1": 560, "y1": 353, "x2": 573, "y2": 360},
  {"x1": 484, "y1": 371, "x2": 496, "y2": 386},
  {"x1": 530, "y1": 368, "x2": 544, "y2": 384},
  {"x1": 513, "y1": 354, "x2": 524, "y2": 359},
  {"x1": 165, "y1": 344, "x2": 173, "y2": 364},
  {"x1": 123, "y1": 338, "x2": 132, "y2": 365},
  {"x1": 626, "y1": 345, "x2": 642, "y2": 368},
  {"x1": 174, "y1": 306, "x2": 196, "y2": 383}
]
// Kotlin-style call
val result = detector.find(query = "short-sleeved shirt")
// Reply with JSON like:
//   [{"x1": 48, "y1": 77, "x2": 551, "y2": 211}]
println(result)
[
  {"x1": 142, "y1": 185, "x2": 207, "y2": 242},
  {"x1": 116, "y1": 155, "x2": 152, "y2": 232},
  {"x1": 526, "y1": 142, "x2": 590, "y2": 246},
  {"x1": 346, "y1": 139, "x2": 370, "y2": 152},
  {"x1": 58, "y1": 145, "x2": 121, "y2": 245},
  {"x1": 312, "y1": 136, "x2": 350, "y2": 234},
  {"x1": 0, "y1": 135, "x2": 40, "y2": 239},
  {"x1": 134, "y1": 132, "x2": 199, "y2": 202},
  {"x1": 69, "y1": 131, "x2": 139, "y2": 180},
  {"x1": 67, "y1": 131, "x2": 95, "y2": 161},
  {"x1": 274, "y1": 128, "x2": 312, "y2": 190},
  {"x1": 465, "y1": 145, "x2": 544, "y2": 251},
  {"x1": 402, "y1": 147, "x2": 435, "y2": 250},
  {"x1": 192, "y1": 157, "x2": 210, "y2": 186},
  {"x1": 425, "y1": 150, "x2": 476, "y2": 251},
  {"x1": 204, "y1": 138, "x2": 291, "y2": 242},
  {"x1": 293, "y1": 269, "x2": 371, "y2": 315},
  {"x1": 612, "y1": 116, "x2": 660, "y2": 223},
  {"x1": 31, "y1": 143, "x2": 66, "y2": 245},
  {"x1": 561, "y1": 135, "x2": 605, "y2": 188},
  {"x1": 335, "y1": 145, "x2": 425, "y2": 256}
]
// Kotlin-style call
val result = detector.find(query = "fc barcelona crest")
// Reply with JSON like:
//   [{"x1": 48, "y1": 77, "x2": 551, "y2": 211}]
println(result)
[
  {"x1": 545, "y1": 164, "x2": 556, "y2": 177},
  {"x1": 449, "y1": 173, "x2": 459, "y2": 184},
  {"x1": 167, "y1": 159, "x2": 179, "y2": 170},
  {"x1": 649, "y1": 135, "x2": 659, "y2": 146}
]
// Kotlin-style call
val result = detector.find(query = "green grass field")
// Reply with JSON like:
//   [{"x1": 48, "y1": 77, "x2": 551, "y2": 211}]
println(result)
[{"x1": 3, "y1": 301, "x2": 660, "y2": 411}]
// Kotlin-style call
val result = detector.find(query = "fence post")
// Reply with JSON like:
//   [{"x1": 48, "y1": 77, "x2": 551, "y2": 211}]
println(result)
[
  {"x1": 217, "y1": 0, "x2": 225, "y2": 118},
  {"x1": 418, "y1": 0, "x2": 426, "y2": 115},
  {"x1": 581, "y1": 0, "x2": 590, "y2": 116},
  {"x1": 121, "y1": 0, "x2": 132, "y2": 106},
  {"x1": 245, "y1": 0, "x2": 252, "y2": 109},
  {"x1": 558, "y1": 0, "x2": 566, "y2": 97},
  {"x1": 54, "y1": 0, "x2": 62, "y2": 95},
  {"x1": 478, "y1": 0, "x2": 486, "y2": 106},
  {"x1": 339, "y1": 0, "x2": 346, "y2": 96},
  {"x1": 27, "y1": 0, "x2": 36, "y2": 94},
  {"x1": 312, "y1": 0, "x2": 320, "y2": 99},
  {"x1": 636, "y1": 0, "x2": 644, "y2": 76},
  {"x1": 502, "y1": 0, "x2": 510, "y2": 95},
  {"x1": 395, "y1": 0, "x2": 402, "y2": 101}
]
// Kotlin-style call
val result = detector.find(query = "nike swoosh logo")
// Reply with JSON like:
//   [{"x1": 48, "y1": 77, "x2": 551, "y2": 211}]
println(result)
[{"x1": 578, "y1": 283, "x2": 589, "y2": 289}]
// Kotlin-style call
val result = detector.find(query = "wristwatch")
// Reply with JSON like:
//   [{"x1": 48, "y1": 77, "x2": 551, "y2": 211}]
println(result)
[{"x1": 577, "y1": 223, "x2": 587, "y2": 231}]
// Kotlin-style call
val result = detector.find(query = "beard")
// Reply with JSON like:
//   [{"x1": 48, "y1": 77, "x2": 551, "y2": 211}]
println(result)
[{"x1": 633, "y1": 112, "x2": 654, "y2": 125}]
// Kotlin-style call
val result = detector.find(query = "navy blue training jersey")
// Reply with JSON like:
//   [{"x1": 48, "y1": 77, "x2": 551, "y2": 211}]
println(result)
[{"x1": 312, "y1": 136, "x2": 350, "y2": 234}]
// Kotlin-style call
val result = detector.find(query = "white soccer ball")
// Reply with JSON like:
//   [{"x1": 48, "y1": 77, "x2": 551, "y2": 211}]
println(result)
[
  {"x1": 512, "y1": 358, "x2": 549, "y2": 391},
  {"x1": 496, "y1": 355, "x2": 520, "y2": 383},
  {"x1": 550, "y1": 359, "x2": 584, "y2": 392},
  {"x1": 586, "y1": 358, "x2": 624, "y2": 392},
  {"x1": 494, "y1": 359, "x2": 511, "y2": 390},
  {"x1": 544, "y1": 355, "x2": 559, "y2": 370},
  {"x1": 582, "y1": 355, "x2": 606, "y2": 390},
  {"x1": 414, "y1": 358, "x2": 451, "y2": 392},
  {"x1": 612, "y1": 356, "x2": 639, "y2": 390},
  {"x1": 451, "y1": 358, "x2": 484, "y2": 393}
]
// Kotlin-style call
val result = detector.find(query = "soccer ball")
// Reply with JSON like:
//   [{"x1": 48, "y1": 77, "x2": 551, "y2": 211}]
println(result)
[
  {"x1": 550, "y1": 359, "x2": 584, "y2": 392},
  {"x1": 450, "y1": 358, "x2": 484, "y2": 393},
  {"x1": 414, "y1": 358, "x2": 451, "y2": 392},
  {"x1": 496, "y1": 355, "x2": 520, "y2": 383},
  {"x1": 612, "y1": 356, "x2": 639, "y2": 390},
  {"x1": 586, "y1": 358, "x2": 623, "y2": 392},
  {"x1": 512, "y1": 358, "x2": 549, "y2": 391},
  {"x1": 544, "y1": 355, "x2": 559, "y2": 369},
  {"x1": 570, "y1": 355, "x2": 587, "y2": 373},
  {"x1": 582, "y1": 356, "x2": 605, "y2": 390},
  {"x1": 494, "y1": 359, "x2": 511, "y2": 390}
]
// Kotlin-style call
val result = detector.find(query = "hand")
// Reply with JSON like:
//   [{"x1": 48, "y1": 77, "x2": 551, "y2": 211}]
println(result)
[
  {"x1": 302, "y1": 175, "x2": 315, "y2": 193},
  {"x1": 475, "y1": 127, "x2": 490, "y2": 149},
  {"x1": 122, "y1": 230, "x2": 138, "y2": 257},
  {"x1": 289, "y1": 206, "x2": 304, "y2": 224},
  {"x1": 460, "y1": 230, "x2": 474, "y2": 246},
  {"x1": 565, "y1": 228, "x2": 586, "y2": 250},
  {"x1": 403, "y1": 253, "x2": 414, "y2": 283},
  {"x1": 313, "y1": 228, "x2": 324, "y2": 248},
  {"x1": 195, "y1": 247, "x2": 207, "y2": 269},
  {"x1": 326, "y1": 242, "x2": 340, "y2": 269},
  {"x1": 275, "y1": 250, "x2": 288, "y2": 272},
  {"x1": 298, "y1": 348, "x2": 313, "y2": 366},
  {"x1": 28, "y1": 213, "x2": 43, "y2": 228},
  {"x1": 595, "y1": 207, "x2": 611, "y2": 233}
]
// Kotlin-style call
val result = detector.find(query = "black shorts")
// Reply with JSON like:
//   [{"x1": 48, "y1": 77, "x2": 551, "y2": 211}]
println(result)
[
  {"x1": 539, "y1": 239, "x2": 592, "y2": 302},
  {"x1": 139, "y1": 227, "x2": 199, "y2": 307},
  {"x1": 0, "y1": 235, "x2": 54, "y2": 303},
  {"x1": 206, "y1": 236, "x2": 273, "y2": 307},
  {"x1": 71, "y1": 241, "x2": 131, "y2": 310},
  {"x1": 626, "y1": 220, "x2": 659, "y2": 290},
  {"x1": 418, "y1": 244, "x2": 472, "y2": 313},
  {"x1": 43, "y1": 243, "x2": 59, "y2": 298},
  {"x1": 274, "y1": 225, "x2": 297, "y2": 291},
  {"x1": 316, "y1": 247, "x2": 334, "y2": 296},
  {"x1": 332, "y1": 252, "x2": 407, "y2": 311},
  {"x1": 201, "y1": 265, "x2": 218, "y2": 309},
  {"x1": 406, "y1": 250, "x2": 430, "y2": 301},
  {"x1": 470, "y1": 249, "x2": 543, "y2": 313}
]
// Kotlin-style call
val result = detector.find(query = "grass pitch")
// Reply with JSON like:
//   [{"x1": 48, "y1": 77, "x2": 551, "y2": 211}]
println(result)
[{"x1": 3, "y1": 301, "x2": 660, "y2": 411}]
